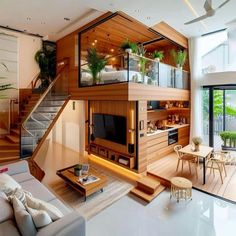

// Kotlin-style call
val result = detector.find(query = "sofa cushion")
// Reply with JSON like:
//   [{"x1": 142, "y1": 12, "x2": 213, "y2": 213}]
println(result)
[
  {"x1": 0, "y1": 191, "x2": 14, "y2": 223},
  {"x1": 0, "y1": 220, "x2": 20, "y2": 236},
  {"x1": 11, "y1": 172, "x2": 34, "y2": 184},
  {"x1": 20, "y1": 179, "x2": 56, "y2": 202},
  {"x1": 12, "y1": 197, "x2": 37, "y2": 236},
  {"x1": 26, "y1": 195, "x2": 63, "y2": 221},
  {"x1": 48, "y1": 198, "x2": 71, "y2": 216},
  {"x1": 26, "y1": 206, "x2": 52, "y2": 228},
  {"x1": 0, "y1": 173, "x2": 21, "y2": 195}
]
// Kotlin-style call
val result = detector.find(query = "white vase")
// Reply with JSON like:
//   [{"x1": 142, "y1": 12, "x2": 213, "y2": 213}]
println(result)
[
  {"x1": 125, "y1": 48, "x2": 132, "y2": 53},
  {"x1": 155, "y1": 58, "x2": 160, "y2": 62}
]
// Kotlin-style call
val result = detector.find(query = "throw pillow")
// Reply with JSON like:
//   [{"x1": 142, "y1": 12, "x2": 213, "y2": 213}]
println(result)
[
  {"x1": 26, "y1": 195, "x2": 63, "y2": 221},
  {"x1": 12, "y1": 197, "x2": 37, "y2": 236},
  {"x1": 0, "y1": 191, "x2": 14, "y2": 223},
  {"x1": 26, "y1": 206, "x2": 52, "y2": 228},
  {"x1": 8, "y1": 188, "x2": 32, "y2": 205},
  {"x1": 0, "y1": 173, "x2": 21, "y2": 195}
]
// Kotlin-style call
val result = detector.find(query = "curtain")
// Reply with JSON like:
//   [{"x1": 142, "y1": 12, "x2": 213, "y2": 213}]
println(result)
[{"x1": 189, "y1": 37, "x2": 203, "y2": 140}]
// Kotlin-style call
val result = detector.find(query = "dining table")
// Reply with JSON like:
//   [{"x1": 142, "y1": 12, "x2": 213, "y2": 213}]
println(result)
[{"x1": 179, "y1": 144, "x2": 214, "y2": 185}]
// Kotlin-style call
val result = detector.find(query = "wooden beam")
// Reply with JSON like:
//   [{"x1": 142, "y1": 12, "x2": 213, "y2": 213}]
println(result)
[{"x1": 151, "y1": 21, "x2": 189, "y2": 49}]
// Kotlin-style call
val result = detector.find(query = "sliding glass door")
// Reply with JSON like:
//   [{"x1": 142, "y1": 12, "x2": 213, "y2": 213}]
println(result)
[{"x1": 203, "y1": 86, "x2": 236, "y2": 150}]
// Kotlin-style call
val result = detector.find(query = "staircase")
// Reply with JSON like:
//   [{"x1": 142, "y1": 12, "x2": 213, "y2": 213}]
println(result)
[
  {"x1": 130, "y1": 173, "x2": 166, "y2": 203},
  {"x1": 0, "y1": 60, "x2": 69, "y2": 181},
  {"x1": 0, "y1": 93, "x2": 40, "y2": 163}
]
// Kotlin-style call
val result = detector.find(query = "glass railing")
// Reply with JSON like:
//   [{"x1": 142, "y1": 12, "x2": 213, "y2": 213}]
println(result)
[
  {"x1": 20, "y1": 62, "x2": 69, "y2": 158},
  {"x1": 79, "y1": 52, "x2": 190, "y2": 89}
]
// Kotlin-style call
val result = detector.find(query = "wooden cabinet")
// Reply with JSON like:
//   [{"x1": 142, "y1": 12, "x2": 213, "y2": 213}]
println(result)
[
  {"x1": 178, "y1": 126, "x2": 190, "y2": 147},
  {"x1": 89, "y1": 143, "x2": 135, "y2": 169}
]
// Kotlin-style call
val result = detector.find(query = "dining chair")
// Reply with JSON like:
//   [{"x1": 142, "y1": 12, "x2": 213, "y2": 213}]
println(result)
[
  {"x1": 174, "y1": 145, "x2": 198, "y2": 178},
  {"x1": 205, "y1": 151, "x2": 227, "y2": 184}
]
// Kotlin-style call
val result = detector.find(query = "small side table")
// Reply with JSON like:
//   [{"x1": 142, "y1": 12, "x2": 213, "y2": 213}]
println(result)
[{"x1": 170, "y1": 177, "x2": 192, "y2": 202}]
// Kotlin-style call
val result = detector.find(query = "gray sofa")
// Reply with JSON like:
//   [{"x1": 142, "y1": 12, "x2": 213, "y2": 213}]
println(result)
[{"x1": 0, "y1": 161, "x2": 86, "y2": 236}]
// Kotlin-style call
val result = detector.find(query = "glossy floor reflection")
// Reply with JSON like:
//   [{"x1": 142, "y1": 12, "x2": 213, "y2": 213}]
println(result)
[{"x1": 87, "y1": 189, "x2": 236, "y2": 236}]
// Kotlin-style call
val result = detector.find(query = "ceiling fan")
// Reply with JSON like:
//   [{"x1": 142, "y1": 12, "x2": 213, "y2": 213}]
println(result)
[{"x1": 184, "y1": 0, "x2": 230, "y2": 25}]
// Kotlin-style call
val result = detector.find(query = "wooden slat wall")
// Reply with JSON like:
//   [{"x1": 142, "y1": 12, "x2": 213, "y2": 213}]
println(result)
[
  {"x1": 137, "y1": 101, "x2": 147, "y2": 173},
  {"x1": 151, "y1": 21, "x2": 189, "y2": 49},
  {"x1": 89, "y1": 101, "x2": 136, "y2": 157},
  {"x1": 128, "y1": 83, "x2": 190, "y2": 101}
]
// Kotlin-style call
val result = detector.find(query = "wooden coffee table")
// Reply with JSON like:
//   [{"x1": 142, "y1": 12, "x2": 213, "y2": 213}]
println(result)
[{"x1": 56, "y1": 165, "x2": 107, "y2": 201}]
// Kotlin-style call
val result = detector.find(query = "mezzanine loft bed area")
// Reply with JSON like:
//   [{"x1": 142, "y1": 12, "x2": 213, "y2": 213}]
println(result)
[{"x1": 78, "y1": 12, "x2": 190, "y2": 94}]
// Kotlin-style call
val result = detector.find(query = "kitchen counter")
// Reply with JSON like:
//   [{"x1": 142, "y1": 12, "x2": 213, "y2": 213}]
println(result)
[{"x1": 147, "y1": 124, "x2": 190, "y2": 137}]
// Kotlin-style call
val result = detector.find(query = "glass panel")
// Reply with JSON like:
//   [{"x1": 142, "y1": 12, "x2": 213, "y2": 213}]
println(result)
[
  {"x1": 128, "y1": 53, "x2": 158, "y2": 85},
  {"x1": 202, "y1": 88, "x2": 209, "y2": 146},
  {"x1": 159, "y1": 63, "x2": 173, "y2": 88},
  {"x1": 213, "y1": 90, "x2": 224, "y2": 150},
  {"x1": 225, "y1": 90, "x2": 236, "y2": 132},
  {"x1": 20, "y1": 63, "x2": 69, "y2": 158},
  {"x1": 80, "y1": 53, "x2": 127, "y2": 86}
]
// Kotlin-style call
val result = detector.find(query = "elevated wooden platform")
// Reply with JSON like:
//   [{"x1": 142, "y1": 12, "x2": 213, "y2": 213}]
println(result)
[{"x1": 71, "y1": 82, "x2": 190, "y2": 101}]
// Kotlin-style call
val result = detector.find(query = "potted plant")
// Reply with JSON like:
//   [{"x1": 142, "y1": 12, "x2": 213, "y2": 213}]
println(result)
[
  {"x1": 120, "y1": 39, "x2": 138, "y2": 54},
  {"x1": 137, "y1": 45, "x2": 147, "y2": 83},
  {"x1": 152, "y1": 50, "x2": 164, "y2": 62},
  {"x1": 86, "y1": 48, "x2": 107, "y2": 85},
  {"x1": 220, "y1": 131, "x2": 236, "y2": 150},
  {"x1": 74, "y1": 164, "x2": 83, "y2": 176},
  {"x1": 171, "y1": 49, "x2": 187, "y2": 69},
  {"x1": 192, "y1": 137, "x2": 202, "y2": 152}
]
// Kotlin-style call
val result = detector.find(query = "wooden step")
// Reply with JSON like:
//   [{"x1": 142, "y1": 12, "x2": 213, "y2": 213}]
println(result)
[
  {"x1": 0, "y1": 139, "x2": 19, "y2": 150},
  {"x1": 137, "y1": 176, "x2": 161, "y2": 194},
  {"x1": 0, "y1": 156, "x2": 20, "y2": 164},
  {"x1": 11, "y1": 129, "x2": 20, "y2": 135},
  {"x1": 5, "y1": 135, "x2": 19, "y2": 144},
  {"x1": 130, "y1": 185, "x2": 166, "y2": 203}
]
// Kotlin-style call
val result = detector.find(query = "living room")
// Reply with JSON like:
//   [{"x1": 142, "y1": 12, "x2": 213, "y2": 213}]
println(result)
[{"x1": 1, "y1": 1, "x2": 236, "y2": 236}]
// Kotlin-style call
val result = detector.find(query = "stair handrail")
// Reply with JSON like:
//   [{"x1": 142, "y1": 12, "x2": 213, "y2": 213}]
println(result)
[
  {"x1": 26, "y1": 72, "x2": 41, "y2": 89},
  {"x1": 21, "y1": 59, "x2": 69, "y2": 129}
]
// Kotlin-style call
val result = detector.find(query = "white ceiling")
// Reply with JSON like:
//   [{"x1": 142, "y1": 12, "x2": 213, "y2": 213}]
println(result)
[{"x1": 0, "y1": 0, "x2": 235, "y2": 40}]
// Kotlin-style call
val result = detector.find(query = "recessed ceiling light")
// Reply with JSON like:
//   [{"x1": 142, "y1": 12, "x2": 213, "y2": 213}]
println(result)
[{"x1": 64, "y1": 17, "x2": 70, "y2": 21}]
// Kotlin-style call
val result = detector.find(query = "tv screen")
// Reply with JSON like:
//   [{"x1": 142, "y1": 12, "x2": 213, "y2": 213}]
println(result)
[{"x1": 93, "y1": 113, "x2": 127, "y2": 145}]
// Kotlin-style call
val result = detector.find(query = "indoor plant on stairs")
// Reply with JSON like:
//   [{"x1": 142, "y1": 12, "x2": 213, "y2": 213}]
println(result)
[
  {"x1": 35, "y1": 46, "x2": 56, "y2": 91},
  {"x1": 85, "y1": 48, "x2": 107, "y2": 85}
]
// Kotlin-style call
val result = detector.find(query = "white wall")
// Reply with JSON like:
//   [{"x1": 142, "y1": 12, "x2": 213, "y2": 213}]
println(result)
[
  {"x1": 48, "y1": 100, "x2": 86, "y2": 153},
  {"x1": 0, "y1": 28, "x2": 42, "y2": 88},
  {"x1": 201, "y1": 72, "x2": 236, "y2": 86}
]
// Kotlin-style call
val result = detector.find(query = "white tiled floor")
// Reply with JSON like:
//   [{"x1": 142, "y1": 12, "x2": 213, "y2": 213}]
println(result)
[{"x1": 87, "y1": 189, "x2": 236, "y2": 236}]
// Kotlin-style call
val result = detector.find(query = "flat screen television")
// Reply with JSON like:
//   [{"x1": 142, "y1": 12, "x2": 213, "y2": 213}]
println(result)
[{"x1": 93, "y1": 113, "x2": 127, "y2": 145}]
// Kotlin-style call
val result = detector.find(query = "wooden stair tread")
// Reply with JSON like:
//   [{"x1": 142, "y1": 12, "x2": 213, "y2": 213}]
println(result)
[
  {"x1": 5, "y1": 135, "x2": 19, "y2": 144},
  {"x1": 11, "y1": 129, "x2": 20, "y2": 135},
  {"x1": 130, "y1": 185, "x2": 166, "y2": 203},
  {"x1": 137, "y1": 176, "x2": 161, "y2": 194}
]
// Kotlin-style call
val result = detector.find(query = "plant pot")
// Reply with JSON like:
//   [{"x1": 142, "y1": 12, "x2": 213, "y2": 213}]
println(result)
[
  {"x1": 194, "y1": 144, "x2": 200, "y2": 152},
  {"x1": 154, "y1": 58, "x2": 160, "y2": 62},
  {"x1": 125, "y1": 48, "x2": 132, "y2": 53},
  {"x1": 177, "y1": 64, "x2": 183, "y2": 70},
  {"x1": 74, "y1": 169, "x2": 82, "y2": 176}
]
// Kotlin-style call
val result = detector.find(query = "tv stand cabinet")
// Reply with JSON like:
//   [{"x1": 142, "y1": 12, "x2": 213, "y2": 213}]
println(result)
[{"x1": 89, "y1": 143, "x2": 135, "y2": 170}]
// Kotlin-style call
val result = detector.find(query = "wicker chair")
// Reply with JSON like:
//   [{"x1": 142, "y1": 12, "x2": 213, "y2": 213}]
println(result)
[
  {"x1": 174, "y1": 145, "x2": 198, "y2": 178},
  {"x1": 205, "y1": 151, "x2": 227, "y2": 184}
]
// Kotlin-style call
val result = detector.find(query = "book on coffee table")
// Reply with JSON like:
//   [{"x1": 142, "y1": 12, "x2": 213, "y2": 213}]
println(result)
[{"x1": 78, "y1": 175, "x2": 100, "y2": 185}]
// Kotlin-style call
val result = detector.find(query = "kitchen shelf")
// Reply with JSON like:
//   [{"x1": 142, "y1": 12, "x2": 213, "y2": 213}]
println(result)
[{"x1": 147, "y1": 108, "x2": 189, "y2": 113}]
